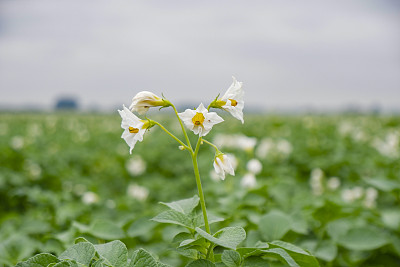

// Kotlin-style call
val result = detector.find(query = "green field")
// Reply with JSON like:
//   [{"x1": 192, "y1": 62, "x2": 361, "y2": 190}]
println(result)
[{"x1": 1, "y1": 112, "x2": 399, "y2": 266}]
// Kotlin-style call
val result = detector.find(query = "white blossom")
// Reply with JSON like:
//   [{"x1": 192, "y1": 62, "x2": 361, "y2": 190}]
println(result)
[
  {"x1": 213, "y1": 154, "x2": 235, "y2": 180},
  {"x1": 327, "y1": 177, "x2": 341, "y2": 191},
  {"x1": 118, "y1": 105, "x2": 148, "y2": 153},
  {"x1": 82, "y1": 191, "x2": 99, "y2": 205},
  {"x1": 127, "y1": 183, "x2": 149, "y2": 201},
  {"x1": 125, "y1": 155, "x2": 146, "y2": 176},
  {"x1": 129, "y1": 91, "x2": 168, "y2": 115},
  {"x1": 364, "y1": 187, "x2": 378, "y2": 208},
  {"x1": 218, "y1": 77, "x2": 244, "y2": 123},
  {"x1": 178, "y1": 103, "x2": 223, "y2": 137},
  {"x1": 310, "y1": 168, "x2": 324, "y2": 196},
  {"x1": 241, "y1": 173, "x2": 257, "y2": 188},
  {"x1": 246, "y1": 159, "x2": 262, "y2": 175}
]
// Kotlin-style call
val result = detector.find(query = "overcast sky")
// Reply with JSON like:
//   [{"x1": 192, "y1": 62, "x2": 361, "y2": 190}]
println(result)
[{"x1": 0, "y1": 0, "x2": 399, "y2": 111}]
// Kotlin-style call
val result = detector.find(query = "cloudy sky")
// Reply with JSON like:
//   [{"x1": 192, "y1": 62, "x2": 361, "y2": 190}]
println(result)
[{"x1": 0, "y1": 0, "x2": 399, "y2": 111}]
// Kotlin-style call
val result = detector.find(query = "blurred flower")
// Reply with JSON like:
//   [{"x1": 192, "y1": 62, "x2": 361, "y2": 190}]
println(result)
[
  {"x1": 241, "y1": 173, "x2": 257, "y2": 188},
  {"x1": 106, "y1": 199, "x2": 116, "y2": 209},
  {"x1": 24, "y1": 160, "x2": 42, "y2": 180},
  {"x1": 372, "y1": 131, "x2": 399, "y2": 158},
  {"x1": 125, "y1": 155, "x2": 146, "y2": 176},
  {"x1": 352, "y1": 186, "x2": 364, "y2": 199},
  {"x1": 341, "y1": 187, "x2": 364, "y2": 203},
  {"x1": 211, "y1": 76, "x2": 244, "y2": 123},
  {"x1": 256, "y1": 138, "x2": 274, "y2": 158},
  {"x1": 310, "y1": 168, "x2": 324, "y2": 196},
  {"x1": 213, "y1": 153, "x2": 235, "y2": 180},
  {"x1": 118, "y1": 105, "x2": 153, "y2": 153},
  {"x1": 276, "y1": 139, "x2": 293, "y2": 156},
  {"x1": 129, "y1": 91, "x2": 171, "y2": 114},
  {"x1": 10, "y1": 136, "x2": 24, "y2": 150},
  {"x1": 82, "y1": 191, "x2": 99, "y2": 205},
  {"x1": 327, "y1": 177, "x2": 341, "y2": 191},
  {"x1": 214, "y1": 134, "x2": 257, "y2": 152},
  {"x1": 226, "y1": 153, "x2": 238, "y2": 170},
  {"x1": 246, "y1": 158, "x2": 262, "y2": 175},
  {"x1": 364, "y1": 187, "x2": 378, "y2": 208},
  {"x1": 341, "y1": 189, "x2": 355, "y2": 203},
  {"x1": 127, "y1": 183, "x2": 149, "y2": 201},
  {"x1": 179, "y1": 103, "x2": 223, "y2": 137},
  {"x1": 27, "y1": 123, "x2": 42, "y2": 138}
]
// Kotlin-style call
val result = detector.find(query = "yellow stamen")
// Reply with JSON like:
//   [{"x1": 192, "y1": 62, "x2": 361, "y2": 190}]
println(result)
[
  {"x1": 229, "y1": 99, "x2": 238, "y2": 107},
  {"x1": 192, "y1": 112, "x2": 205, "y2": 126},
  {"x1": 129, "y1": 126, "x2": 139, "y2": 133}
]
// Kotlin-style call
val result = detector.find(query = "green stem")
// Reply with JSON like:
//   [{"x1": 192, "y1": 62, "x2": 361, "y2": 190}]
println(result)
[
  {"x1": 192, "y1": 137, "x2": 210, "y2": 234},
  {"x1": 153, "y1": 121, "x2": 188, "y2": 149},
  {"x1": 202, "y1": 139, "x2": 220, "y2": 152},
  {"x1": 171, "y1": 103, "x2": 192, "y2": 149}
]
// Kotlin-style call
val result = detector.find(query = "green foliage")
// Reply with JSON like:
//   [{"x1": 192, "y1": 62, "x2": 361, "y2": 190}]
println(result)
[{"x1": 2, "y1": 113, "x2": 400, "y2": 266}]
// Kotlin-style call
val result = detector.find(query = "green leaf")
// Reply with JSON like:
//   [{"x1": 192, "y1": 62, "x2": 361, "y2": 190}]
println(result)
[
  {"x1": 259, "y1": 210, "x2": 292, "y2": 241},
  {"x1": 74, "y1": 237, "x2": 91, "y2": 244},
  {"x1": 263, "y1": 248, "x2": 299, "y2": 267},
  {"x1": 129, "y1": 248, "x2": 158, "y2": 267},
  {"x1": 193, "y1": 213, "x2": 225, "y2": 228},
  {"x1": 94, "y1": 240, "x2": 128, "y2": 267},
  {"x1": 53, "y1": 260, "x2": 79, "y2": 267},
  {"x1": 15, "y1": 253, "x2": 59, "y2": 267},
  {"x1": 363, "y1": 177, "x2": 400, "y2": 192},
  {"x1": 89, "y1": 220, "x2": 125, "y2": 240},
  {"x1": 336, "y1": 226, "x2": 389, "y2": 251},
  {"x1": 313, "y1": 241, "x2": 337, "y2": 262},
  {"x1": 242, "y1": 256, "x2": 270, "y2": 267},
  {"x1": 269, "y1": 241, "x2": 320, "y2": 267},
  {"x1": 127, "y1": 218, "x2": 157, "y2": 238},
  {"x1": 152, "y1": 210, "x2": 193, "y2": 229},
  {"x1": 221, "y1": 250, "x2": 241, "y2": 267},
  {"x1": 195, "y1": 226, "x2": 246, "y2": 250},
  {"x1": 185, "y1": 259, "x2": 216, "y2": 267},
  {"x1": 160, "y1": 195, "x2": 200, "y2": 214},
  {"x1": 59, "y1": 242, "x2": 95, "y2": 266}
]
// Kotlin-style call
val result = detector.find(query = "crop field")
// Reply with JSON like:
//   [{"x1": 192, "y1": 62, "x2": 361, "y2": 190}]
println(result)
[{"x1": 0, "y1": 112, "x2": 399, "y2": 266}]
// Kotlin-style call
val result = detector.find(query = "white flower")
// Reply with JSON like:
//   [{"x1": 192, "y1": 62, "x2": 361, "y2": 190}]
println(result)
[
  {"x1": 327, "y1": 177, "x2": 341, "y2": 190},
  {"x1": 118, "y1": 105, "x2": 150, "y2": 154},
  {"x1": 241, "y1": 173, "x2": 257, "y2": 188},
  {"x1": 82, "y1": 191, "x2": 99, "y2": 205},
  {"x1": 125, "y1": 155, "x2": 146, "y2": 176},
  {"x1": 246, "y1": 159, "x2": 262, "y2": 175},
  {"x1": 213, "y1": 154, "x2": 235, "y2": 180},
  {"x1": 127, "y1": 183, "x2": 149, "y2": 201},
  {"x1": 211, "y1": 77, "x2": 244, "y2": 123},
  {"x1": 129, "y1": 91, "x2": 170, "y2": 115},
  {"x1": 178, "y1": 103, "x2": 224, "y2": 137}
]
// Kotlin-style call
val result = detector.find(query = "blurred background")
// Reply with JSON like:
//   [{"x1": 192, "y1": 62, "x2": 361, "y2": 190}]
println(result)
[
  {"x1": 0, "y1": 0, "x2": 399, "y2": 112},
  {"x1": 1, "y1": 1, "x2": 400, "y2": 266}
]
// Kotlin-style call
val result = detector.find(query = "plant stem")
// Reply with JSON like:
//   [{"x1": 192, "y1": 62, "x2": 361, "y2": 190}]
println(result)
[
  {"x1": 153, "y1": 121, "x2": 188, "y2": 149},
  {"x1": 202, "y1": 139, "x2": 220, "y2": 152},
  {"x1": 171, "y1": 103, "x2": 192, "y2": 149},
  {"x1": 192, "y1": 137, "x2": 211, "y2": 234}
]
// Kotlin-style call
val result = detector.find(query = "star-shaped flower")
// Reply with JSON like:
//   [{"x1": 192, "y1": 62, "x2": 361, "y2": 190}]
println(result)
[
  {"x1": 178, "y1": 103, "x2": 223, "y2": 137},
  {"x1": 118, "y1": 105, "x2": 150, "y2": 153},
  {"x1": 211, "y1": 77, "x2": 244, "y2": 123},
  {"x1": 213, "y1": 153, "x2": 235, "y2": 180}
]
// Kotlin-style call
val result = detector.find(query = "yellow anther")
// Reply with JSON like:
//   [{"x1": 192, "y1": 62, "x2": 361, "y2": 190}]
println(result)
[
  {"x1": 192, "y1": 112, "x2": 205, "y2": 126},
  {"x1": 229, "y1": 99, "x2": 238, "y2": 107},
  {"x1": 129, "y1": 126, "x2": 139, "y2": 133}
]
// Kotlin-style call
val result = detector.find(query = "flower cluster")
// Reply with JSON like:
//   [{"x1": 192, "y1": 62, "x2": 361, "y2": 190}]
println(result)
[{"x1": 118, "y1": 77, "x2": 244, "y2": 180}]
